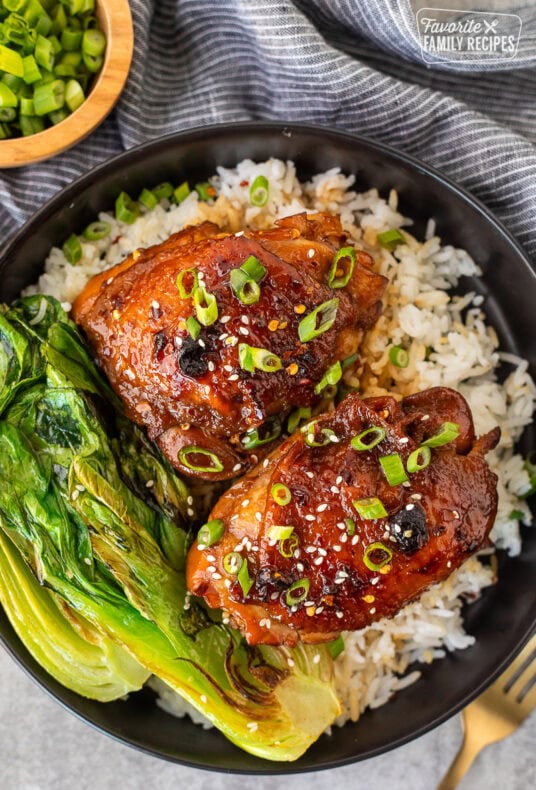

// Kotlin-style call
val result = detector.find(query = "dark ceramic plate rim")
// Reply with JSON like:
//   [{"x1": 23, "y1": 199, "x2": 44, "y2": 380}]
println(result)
[{"x1": 0, "y1": 122, "x2": 534, "y2": 774}]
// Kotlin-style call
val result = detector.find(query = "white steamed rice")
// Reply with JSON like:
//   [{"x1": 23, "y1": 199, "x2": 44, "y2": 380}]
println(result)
[{"x1": 25, "y1": 158, "x2": 535, "y2": 728}]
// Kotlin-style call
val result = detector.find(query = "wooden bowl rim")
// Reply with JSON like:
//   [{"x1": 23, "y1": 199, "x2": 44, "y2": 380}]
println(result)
[{"x1": 0, "y1": 0, "x2": 133, "y2": 168}]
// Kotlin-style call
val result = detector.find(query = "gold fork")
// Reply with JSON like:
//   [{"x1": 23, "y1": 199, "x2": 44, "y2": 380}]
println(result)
[{"x1": 438, "y1": 633, "x2": 536, "y2": 790}]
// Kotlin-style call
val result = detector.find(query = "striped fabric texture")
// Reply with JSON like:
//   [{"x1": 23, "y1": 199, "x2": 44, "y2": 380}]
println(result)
[{"x1": 0, "y1": 1, "x2": 535, "y2": 260}]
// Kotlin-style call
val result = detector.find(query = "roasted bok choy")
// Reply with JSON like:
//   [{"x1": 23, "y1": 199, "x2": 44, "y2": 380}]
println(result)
[{"x1": 0, "y1": 296, "x2": 339, "y2": 760}]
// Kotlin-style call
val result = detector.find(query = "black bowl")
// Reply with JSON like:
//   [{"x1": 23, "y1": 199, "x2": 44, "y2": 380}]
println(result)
[{"x1": 0, "y1": 123, "x2": 534, "y2": 774}]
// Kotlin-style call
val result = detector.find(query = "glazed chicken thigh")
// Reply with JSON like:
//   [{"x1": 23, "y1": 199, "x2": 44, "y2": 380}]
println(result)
[
  {"x1": 72, "y1": 213, "x2": 387, "y2": 479},
  {"x1": 186, "y1": 387, "x2": 500, "y2": 646}
]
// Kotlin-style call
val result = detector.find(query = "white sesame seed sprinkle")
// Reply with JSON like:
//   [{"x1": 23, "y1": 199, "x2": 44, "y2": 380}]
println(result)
[
  {"x1": 411, "y1": 493, "x2": 423, "y2": 500},
  {"x1": 406, "y1": 504, "x2": 415, "y2": 511},
  {"x1": 333, "y1": 545, "x2": 341, "y2": 552},
  {"x1": 314, "y1": 557, "x2": 324, "y2": 566},
  {"x1": 151, "y1": 300, "x2": 160, "y2": 310},
  {"x1": 239, "y1": 326, "x2": 249, "y2": 335},
  {"x1": 246, "y1": 722, "x2": 258, "y2": 732},
  {"x1": 207, "y1": 566, "x2": 216, "y2": 573},
  {"x1": 208, "y1": 361, "x2": 215, "y2": 372},
  {"x1": 220, "y1": 315, "x2": 231, "y2": 323},
  {"x1": 371, "y1": 577, "x2": 380, "y2": 585},
  {"x1": 307, "y1": 248, "x2": 315, "y2": 258},
  {"x1": 421, "y1": 414, "x2": 430, "y2": 421},
  {"x1": 351, "y1": 535, "x2": 359, "y2": 545},
  {"x1": 316, "y1": 606, "x2": 324, "y2": 615},
  {"x1": 255, "y1": 511, "x2": 262, "y2": 522},
  {"x1": 228, "y1": 374, "x2": 239, "y2": 381},
  {"x1": 305, "y1": 546, "x2": 316, "y2": 554},
  {"x1": 336, "y1": 476, "x2": 343, "y2": 485},
  {"x1": 287, "y1": 658, "x2": 295, "y2": 667},
  {"x1": 399, "y1": 437, "x2": 409, "y2": 444},
  {"x1": 232, "y1": 463, "x2": 242, "y2": 472},
  {"x1": 340, "y1": 533, "x2": 348, "y2": 543},
  {"x1": 198, "y1": 338, "x2": 206, "y2": 348},
  {"x1": 206, "y1": 555, "x2": 216, "y2": 562},
  {"x1": 212, "y1": 572, "x2": 222, "y2": 580},
  {"x1": 223, "y1": 364, "x2": 233, "y2": 372},
  {"x1": 241, "y1": 315, "x2": 250, "y2": 324},
  {"x1": 145, "y1": 479, "x2": 155, "y2": 488},
  {"x1": 305, "y1": 471, "x2": 314, "y2": 479},
  {"x1": 296, "y1": 562, "x2": 304, "y2": 572},
  {"x1": 447, "y1": 560, "x2": 452, "y2": 568},
  {"x1": 219, "y1": 333, "x2": 229, "y2": 341},
  {"x1": 369, "y1": 607, "x2": 376, "y2": 615},
  {"x1": 318, "y1": 548, "x2": 327, "y2": 556},
  {"x1": 317, "y1": 503, "x2": 328, "y2": 512},
  {"x1": 305, "y1": 514, "x2": 316, "y2": 522},
  {"x1": 330, "y1": 486, "x2": 340, "y2": 494},
  {"x1": 336, "y1": 611, "x2": 344, "y2": 618},
  {"x1": 187, "y1": 495, "x2": 194, "y2": 505},
  {"x1": 271, "y1": 591, "x2": 279, "y2": 600},
  {"x1": 337, "y1": 522, "x2": 345, "y2": 530}
]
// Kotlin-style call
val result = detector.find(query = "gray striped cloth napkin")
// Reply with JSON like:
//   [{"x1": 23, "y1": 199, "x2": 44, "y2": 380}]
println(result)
[{"x1": 0, "y1": 1, "x2": 535, "y2": 260}]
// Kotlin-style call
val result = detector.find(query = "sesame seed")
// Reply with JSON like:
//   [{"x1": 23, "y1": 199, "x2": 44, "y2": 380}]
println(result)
[
  {"x1": 307, "y1": 248, "x2": 315, "y2": 259},
  {"x1": 330, "y1": 485, "x2": 340, "y2": 494},
  {"x1": 305, "y1": 514, "x2": 316, "y2": 522},
  {"x1": 406, "y1": 504, "x2": 415, "y2": 511},
  {"x1": 223, "y1": 364, "x2": 233, "y2": 372},
  {"x1": 84, "y1": 557, "x2": 91, "y2": 566},
  {"x1": 452, "y1": 510, "x2": 460, "y2": 518},
  {"x1": 187, "y1": 495, "x2": 194, "y2": 505},
  {"x1": 263, "y1": 458, "x2": 269, "y2": 468},
  {"x1": 228, "y1": 374, "x2": 239, "y2": 381},
  {"x1": 204, "y1": 385, "x2": 210, "y2": 395},
  {"x1": 313, "y1": 557, "x2": 323, "y2": 566},
  {"x1": 336, "y1": 476, "x2": 343, "y2": 485},
  {"x1": 394, "y1": 524, "x2": 401, "y2": 533},
  {"x1": 328, "y1": 434, "x2": 340, "y2": 443},
  {"x1": 71, "y1": 489, "x2": 79, "y2": 501},
  {"x1": 220, "y1": 315, "x2": 231, "y2": 323},
  {"x1": 296, "y1": 562, "x2": 304, "y2": 572},
  {"x1": 404, "y1": 530, "x2": 413, "y2": 538},
  {"x1": 336, "y1": 610, "x2": 344, "y2": 619},
  {"x1": 402, "y1": 481, "x2": 411, "y2": 488},
  {"x1": 206, "y1": 554, "x2": 216, "y2": 562},
  {"x1": 290, "y1": 605, "x2": 298, "y2": 613},
  {"x1": 334, "y1": 578, "x2": 345, "y2": 585},
  {"x1": 239, "y1": 326, "x2": 249, "y2": 335},
  {"x1": 333, "y1": 545, "x2": 341, "y2": 552},
  {"x1": 241, "y1": 315, "x2": 250, "y2": 324},
  {"x1": 235, "y1": 231, "x2": 245, "y2": 237},
  {"x1": 219, "y1": 333, "x2": 229, "y2": 341},
  {"x1": 317, "y1": 503, "x2": 328, "y2": 513},
  {"x1": 305, "y1": 546, "x2": 316, "y2": 554},
  {"x1": 106, "y1": 277, "x2": 114, "y2": 285},
  {"x1": 411, "y1": 493, "x2": 422, "y2": 500},
  {"x1": 232, "y1": 463, "x2": 242, "y2": 472},
  {"x1": 421, "y1": 414, "x2": 430, "y2": 421},
  {"x1": 222, "y1": 616, "x2": 230, "y2": 624},
  {"x1": 287, "y1": 658, "x2": 295, "y2": 667},
  {"x1": 337, "y1": 522, "x2": 345, "y2": 530},
  {"x1": 207, "y1": 565, "x2": 216, "y2": 573},
  {"x1": 151, "y1": 300, "x2": 160, "y2": 310},
  {"x1": 369, "y1": 607, "x2": 376, "y2": 615},
  {"x1": 198, "y1": 338, "x2": 206, "y2": 348},
  {"x1": 145, "y1": 479, "x2": 155, "y2": 488},
  {"x1": 337, "y1": 571, "x2": 349, "y2": 578},
  {"x1": 174, "y1": 337, "x2": 183, "y2": 347},
  {"x1": 246, "y1": 722, "x2": 258, "y2": 732},
  {"x1": 230, "y1": 514, "x2": 238, "y2": 521},
  {"x1": 351, "y1": 535, "x2": 359, "y2": 545},
  {"x1": 197, "y1": 544, "x2": 206, "y2": 551},
  {"x1": 255, "y1": 511, "x2": 262, "y2": 521},
  {"x1": 389, "y1": 536, "x2": 397, "y2": 543},
  {"x1": 340, "y1": 533, "x2": 348, "y2": 543},
  {"x1": 318, "y1": 548, "x2": 327, "y2": 557},
  {"x1": 212, "y1": 572, "x2": 222, "y2": 580},
  {"x1": 271, "y1": 591, "x2": 279, "y2": 600},
  {"x1": 306, "y1": 471, "x2": 314, "y2": 479},
  {"x1": 208, "y1": 361, "x2": 215, "y2": 372},
  {"x1": 371, "y1": 577, "x2": 380, "y2": 585},
  {"x1": 315, "y1": 606, "x2": 324, "y2": 615},
  {"x1": 224, "y1": 578, "x2": 232, "y2": 588},
  {"x1": 447, "y1": 560, "x2": 452, "y2": 568}
]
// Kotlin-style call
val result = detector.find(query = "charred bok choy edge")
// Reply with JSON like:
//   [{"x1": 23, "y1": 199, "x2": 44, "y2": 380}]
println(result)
[{"x1": 0, "y1": 296, "x2": 339, "y2": 761}]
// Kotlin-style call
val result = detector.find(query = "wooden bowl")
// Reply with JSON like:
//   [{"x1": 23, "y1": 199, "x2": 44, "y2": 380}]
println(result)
[{"x1": 0, "y1": 0, "x2": 133, "y2": 168}]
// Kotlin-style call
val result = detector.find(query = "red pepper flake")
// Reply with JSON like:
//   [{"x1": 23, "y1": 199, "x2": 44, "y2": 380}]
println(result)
[{"x1": 240, "y1": 180, "x2": 250, "y2": 187}]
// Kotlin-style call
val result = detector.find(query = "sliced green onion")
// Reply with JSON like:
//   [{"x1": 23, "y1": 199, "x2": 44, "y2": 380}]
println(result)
[
  {"x1": 328, "y1": 246, "x2": 356, "y2": 289},
  {"x1": 377, "y1": 228, "x2": 406, "y2": 251},
  {"x1": 34, "y1": 33, "x2": 54, "y2": 71},
  {"x1": 82, "y1": 27, "x2": 105, "y2": 57},
  {"x1": 48, "y1": 35, "x2": 62, "y2": 55},
  {"x1": 422, "y1": 422, "x2": 460, "y2": 448},
  {"x1": 509, "y1": 510, "x2": 525, "y2": 520},
  {"x1": 353, "y1": 497, "x2": 388, "y2": 520},
  {"x1": 59, "y1": 51, "x2": 82, "y2": 68},
  {"x1": 193, "y1": 286, "x2": 218, "y2": 326},
  {"x1": 249, "y1": 174, "x2": 269, "y2": 207},
  {"x1": 241, "y1": 417, "x2": 281, "y2": 450},
  {"x1": 0, "y1": 107, "x2": 16, "y2": 121},
  {"x1": 115, "y1": 191, "x2": 140, "y2": 225},
  {"x1": 54, "y1": 64, "x2": 77, "y2": 78},
  {"x1": 407, "y1": 446, "x2": 431, "y2": 473},
  {"x1": 19, "y1": 114, "x2": 44, "y2": 135},
  {"x1": 223, "y1": 551, "x2": 243, "y2": 574},
  {"x1": 521, "y1": 453, "x2": 536, "y2": 499},
  {"x1": 152, "y1": 182, "x2": 174, "y2": 201},
  {"x1": 345, "y1": 517, "x2": 355, "y2": 536},
  {"x1": 64, "y1": 78, "x2": 84, "y2": 111},
  {"x1": 302, "y1": 421, "x2": 336, "y2": 448},
  {"x1": 241, "y1": 255, "x2": 266, "y2": 282},
  {"x1": 0, "y1": 82, "x2": 17, "y2": 107},
  {"x1": 237, "y1": 557, "x2": 254, "y2": 597},
  {"x1": 328, "y1": 635, "x2": 345, "y2": 659},
  {"x1": 389, "y1": 345, "x2": 409, "y2": 368},
  {"x1": 285, "y1": 578, "x2": 310, "y2": 606},
  {"x1": 178, "y1": 446, "x2": 224, "y2": 474},
  {"x1": 195, "y1": 181, "x2": 216, "y2": 201},
  {"x1": 173, "y1": 181, "x2": 190, "y2": 204},
  {"x1": 51, "y1": 4, "x2": 67, "y2": 35},
  {"x1": 298, "y1": 298, "x2": 339, "y2": 342},
  {"x1": 271, "y1": 483, "x2": 291, "y2": 506},
  {"x1": 61, "y1": 26, "x2": 83, "y2": 51},
  {"x1": 351, "y1": 426, "x2": 386, "y2": 451},
  {"x1": 82, "y1": 50, "x2": 102, "y2": 73},
  {"x1": 48, "y1": 107, "x2": 69, "y2": 125},
  {"x1": 22, "y1": 54, "x2": 41, "y2": 84},
  {"x1": 363, "y1": 541, "x2": 393, "y2": 571},
  {"x1": 287, "y1": 406, "x2": 311, "y2": 435},
  {"x1": 33, "y1": 78, "x2": 64, "y2": 114},
  {"x1": 62, "y1": 233, "x2": 82, "y2": 265},
  {"x1": 0, "y1": 43, "x2": 24, "y2": 76},
  {"x1": 238, "y1": 343, "x2": 282, "y2": 373},
  {"x1": 341, "y1": 352, "x2": 359, "y2": 370},
  {"x1": 138, "y1": 188, "x2": 158, "y2": 210},
  {"x1": 197, "y1": 519, "x2": 225, "y2": 547},
  {"x1": 176, "y1": 267, "x2": 199, "y2": 299},
  {"x1": 279, "y1": 533, "x2": 299, "y2": 558},
  {"x1": 82, "y1": 221, "x2": 111, "y2": 241},
  {"x1": 314, "y1": 360, "x2": 342, "y2": 395},
  {"x1": 230, "y1": 269, "x2": 260, "y2": 305},
  {"x1": 379, "y1": 453, "x2": 409, "y2": 486},
  {"x1": 185, "y1": 315, "x2": 201, "y2": 340},
  {"x1": 267, "y1": 526, "x2": 295, "y2": 542}
]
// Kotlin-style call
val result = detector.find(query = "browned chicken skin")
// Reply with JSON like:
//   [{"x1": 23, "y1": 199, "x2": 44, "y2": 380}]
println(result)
[
  {"x1": 72, "y1": 213, "x2": 387, "y2": 479},
  {"x1": 186, "y1": 387, "x2": 500, "y2": 646}
]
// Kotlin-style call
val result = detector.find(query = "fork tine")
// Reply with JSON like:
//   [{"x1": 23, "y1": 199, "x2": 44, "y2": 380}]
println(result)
[
  {"x1": 503, "y1": 646, "x2": 536, "y2": 694},
  {"x1": 517, "y1": 674, "x2": 536, "y2": 706}
]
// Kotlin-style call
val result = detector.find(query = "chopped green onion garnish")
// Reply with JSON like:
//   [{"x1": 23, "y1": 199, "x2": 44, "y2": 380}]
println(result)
[
  {"x1": 241, "y1": 417, "x2": 281, "y2": 450},
  {"x1": 407, "y1": 446, "x2": 431, "y2": 473},
  {"x1": 302, "y1": 421, "x2": 337, "y2": 447},
  {"x1": 0, "y1": 107, "x2": 16, "y2": 121},
  {"x1": 422, "y1": 422, "x2": 460, "y2": 448},
  {"x1": 178, "y1": 446, "x2": 224, "y2": 474},
  {"x1": 115, "y1": 191, "x2": 140, "y2": 225},
  {"x1": 287, "y1": 406, "x2": 311, "y2": 435},
  {"x1": 185, "y1": 316, "x2": 201, "y2": 340},
  {"x1": 230, "y1": 270, "x2": 260, "y2": 305},
  {"x1": 249, "y1": 175, "x2": 269, "y2": 207},
  {"x1": 345, "y1": 517, "x2": 355, "y2": 536},
  {"x1": 341, "y1": 352, "x2": 359, "y2": 370},
  {"x1": 363, "y1": 541, "x2": 393, "y2": 571},
  {"x1": 82, "y1": 221, "x2": 111, "y2": 241},
  {"x1": 328, "y1": 635, "x2": 345, "y2": 659},
  {"x1": 238, "y1": 343, "x2": 282, "y2": 373},
  {"x1": 389, "y1": 346, "x2": 409, "y2": 368},
  {"x1": 521, "y1": 453, "x2": 536, "y2": 498},
  {"x1": 61, "y1": 27, "x2": 83, "y2": 53},
  {"x1": 82, "y1": 28, "x2": 106, "y2": 57},
  {"x1": 197, "y1": 519, "x2": 225, "y2": 547},
  {"x1": 285, "y1": 578, "x2": 310, "y2": 606},
  {"x1": 241, "y1": 255, "x2": 266, "y2": 282},
  {"x1": 0, "y1": 82, "x2": 17, "y2": 108},
  {"x1": 509, "y1": 510, "x2": 525, "y2": 520},
  {"x1": 237, "y1": 557, "x2": 254, "y2": 597},
  {"x1": 82, "y1": 51, "x2": 103, "y2": 73},
  {"x1": 193, "y1": 286, "x2": 218, "y2": 326},
  {"x1": 271, "y1": 483, "x2": 291, "y2": 506},
  {"x1": 176, "y1": 267, "x2": 199, "y2": 299},
  {"x1": 354, "y1": 497, "x2": 388, "y2": 520},
  {"x1": 33, "y1": 78, "x2": 66, "y2": 115},
  {"x1": 22, "y1": 54, "x2": 41, "y2": 84},
  {"x1": 223, "y1": 551, "x2": 243, "y2": 575},
  {"x1": 377, "y1": 229, "x2": 406, "y2": 251},
  {"x1": 62, "y1": 233, "x2": 82, "y2": 265},
  {"x1": 379, "y1": 453, "x2": 409, "y2": 486},
  {"x1": 19, "y1": 114, "x2": 44, "y2": 135},
  {"x1": 64, "y1": 78, "x2": 84, "y2": 111},
  {"x1": 152, "y1": 182, "x2": 174, "y2": 201},
  {"x1": 279, "y1": 533, "x2": 299, "y2": 558},
  {"x1": 351, "y1": 426, "x2": 386, "y2": 451},
  {"x1": 139, "y1": 188, "x2": 158, "y2": 210},
  {"x1": 267, "y1": 525, "x2": 295, "y2": 541},
  {"x1": 0, "y1": 43, "x2": 24, "y2": 76},
  {"x1": 34, "y1": 34, "x2": 54, "y2": 71},
  {"x1": 195, "y1": 181, "x2": 216, "y2": 201},
  {"x1": 174, "y1": 181, "x2": 190, "y2": 204},
  {"x1": 314, "y1": 360, "x2": 342, "y2": 395},
  {"x1": 328, "y1": 246, "x2": 356, "y2": 289},
  {"x1": 298, "y1": 298, "x2": 339, "y2": 342}
]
